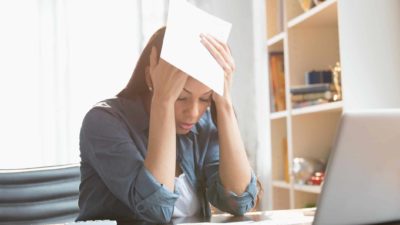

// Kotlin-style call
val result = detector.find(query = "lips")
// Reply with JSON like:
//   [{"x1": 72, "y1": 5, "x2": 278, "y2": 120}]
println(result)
[{"x1": 179, "y1": 123, "x2": 194, "y2": 130}]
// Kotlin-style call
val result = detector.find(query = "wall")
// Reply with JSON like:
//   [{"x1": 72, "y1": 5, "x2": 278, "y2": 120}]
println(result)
[
  {"x1": 0, "y1": 0, "x2": 154, "y2": 169},
  {"x1": 338, "y1": 0, "x2": 400, "y2": 110}
]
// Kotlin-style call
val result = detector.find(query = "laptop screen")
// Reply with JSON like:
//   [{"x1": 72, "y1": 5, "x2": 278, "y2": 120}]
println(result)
[{"x1": 313, "y1": 109, "x2": 400, "y2": 225}]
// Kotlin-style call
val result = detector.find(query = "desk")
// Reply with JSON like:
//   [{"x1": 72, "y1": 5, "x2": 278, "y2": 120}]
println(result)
[
  {"x1": 73, "y1": 209, "x2": 400, "y2": 225},
  {"x1": 171, "y1": 209, "x2": 313, "y2": 225}
]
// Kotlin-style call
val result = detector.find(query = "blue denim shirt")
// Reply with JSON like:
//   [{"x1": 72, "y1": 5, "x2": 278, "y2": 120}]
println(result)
[{"x1": 77, "y1": 97, "x2": 258, "y2": 223}]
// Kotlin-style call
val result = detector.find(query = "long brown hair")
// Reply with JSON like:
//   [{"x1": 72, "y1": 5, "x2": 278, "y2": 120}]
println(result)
[{"x1": 117, "y1": 26, "x2": 218, "y2": 125}]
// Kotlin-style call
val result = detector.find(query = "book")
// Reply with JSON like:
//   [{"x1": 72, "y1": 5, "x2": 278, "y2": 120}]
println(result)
[
  {"x1": 292, "y1": 99, "x2": 329, "y2": 109},
  {"x1": 269, "y1": 53, "x2": 286, "y2": 112},
  {"x1": 290, "y1": 83, "x2": 331, "y2": 95},
  {"x1": 305, "y1": 70, "x2": 332, "y2": 84},
  {"x1": 291, "y1": 90, "x2": 333, "y2": 102}
]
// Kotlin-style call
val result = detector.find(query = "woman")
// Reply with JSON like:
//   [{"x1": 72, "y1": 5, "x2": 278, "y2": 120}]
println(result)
[{"x1": 77, "y1": 27, "x2": 258, "y2": 223}]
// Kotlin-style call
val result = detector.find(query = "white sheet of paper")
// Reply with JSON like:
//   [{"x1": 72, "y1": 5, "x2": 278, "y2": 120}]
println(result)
[
  {"x1": 161, "y1": 0, "x2": 232, "y2": 96},
  {"x1": 177, "y1": 211, "x2": 314, "y2": 225},
  {"x1": 178, "y1": 222, "x2": 252, "y2": 225}
]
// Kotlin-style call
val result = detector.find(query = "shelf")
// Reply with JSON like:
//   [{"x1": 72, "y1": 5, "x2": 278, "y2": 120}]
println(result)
[
  {"x1": 272, "y1": 180, "x2": 291, "y2": 190},
  {"x1": 266, "y1": 0, "x2": 341, "y2": 210},
  {"x1": 291, "y1": 101, "x2": 343, "y2": 116},
  {"x1": 288, "y1": 0, "x2": 337, "y2": 29},
  {"x1": 294, "y1": 183, "x2": 322, "y2": 194},
  {"x1": 267, "y1": 32, "x2": 284, "y2": 52},
  {"x1": 270, "y1": 110, "x2": 288, "y2": 120}
]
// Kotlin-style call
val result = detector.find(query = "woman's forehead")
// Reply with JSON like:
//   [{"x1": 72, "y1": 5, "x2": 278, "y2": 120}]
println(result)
[{"x1": 183, "y1": 76, "x2": 212, "y2": 95}]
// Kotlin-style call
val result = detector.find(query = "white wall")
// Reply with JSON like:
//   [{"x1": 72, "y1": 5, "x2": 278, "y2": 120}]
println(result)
[
  {"x1": 0, "y1": 0, "x2": 166, "y2": 169},
  {"x1": 338, "y1": 0, "x2": 400, "y2": 110},
  {"x1": 0, "y1": 1, "x2": 42, "y2": 168}
]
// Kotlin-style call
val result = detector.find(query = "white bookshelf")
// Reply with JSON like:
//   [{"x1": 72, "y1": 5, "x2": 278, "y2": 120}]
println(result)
[
  {"x1": 270, "y1": 110, "x2": 288, "y2": 120},
  {"x1": 267, "y1": 32, "x2": 285, "y2": 50},
  {"x1": 291, "y1": 101, "x2": 342, "y2": 116},
  {"x1": 266, "y1": 0, "x2": 342, "y2": 209},
  {"x1": 287, "y1": 0, "x2": 337, "y2": 28}
]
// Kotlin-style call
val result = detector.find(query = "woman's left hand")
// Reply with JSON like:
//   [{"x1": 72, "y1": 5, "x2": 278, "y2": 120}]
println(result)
[{"x1": 200, "y1": 33, "x2": 235, "y2": 108}]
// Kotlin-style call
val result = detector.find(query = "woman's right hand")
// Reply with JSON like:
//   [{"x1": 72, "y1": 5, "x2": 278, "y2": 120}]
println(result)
[{"x1": 148, "y1": 47, "x2": 188, "y2": 104}]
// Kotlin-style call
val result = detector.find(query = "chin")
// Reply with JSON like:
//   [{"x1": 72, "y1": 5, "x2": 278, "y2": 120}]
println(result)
[{"x1": 176, "y1": 129, "x2": 190, "y2": 135}]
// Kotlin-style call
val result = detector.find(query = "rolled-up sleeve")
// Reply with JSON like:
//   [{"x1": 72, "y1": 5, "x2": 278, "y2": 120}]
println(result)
[
  {"x1": 80, "y1": 108, "x2": 178, "y2": 223},
  {"x1": 203, "y1": 128, "x2": 258, "y2": 216}
]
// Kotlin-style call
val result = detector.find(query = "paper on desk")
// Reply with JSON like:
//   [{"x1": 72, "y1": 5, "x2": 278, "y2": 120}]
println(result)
[
  {"x1": 250, "y1": 211, "x2": 313, "y2": 225},
  {"x1": 178, "y1": 211, "x2": 313, "y2": 225},
  {"x1": 161, "y1": 0, "x2": 232, "y2": 96},
  {"x1": 178, "y1": 222, "x2": 252, "y2": 225},
  {"x1": 66, "y1": 220, "x2": 116, "y2": 225}
]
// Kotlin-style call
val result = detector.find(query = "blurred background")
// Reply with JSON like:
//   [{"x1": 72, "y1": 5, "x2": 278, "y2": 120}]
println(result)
[{"x1": 0, "y1": 0, "x2": 170, "y2": 168}]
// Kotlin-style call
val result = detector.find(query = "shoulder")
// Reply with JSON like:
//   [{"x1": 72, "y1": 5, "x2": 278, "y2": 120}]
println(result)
[
  {"x1": 81, "y1": 98, "x2": 126, "y2": 133},
  {"x1": 84, "y1": 98, "x2": 120, "y2": 120},
  {"x1": 81, "y1": 97, "x2": 147, "y2": 135}
]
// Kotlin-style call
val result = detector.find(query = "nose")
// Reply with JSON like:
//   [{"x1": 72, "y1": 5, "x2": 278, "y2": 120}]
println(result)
[{"x1": 184, "y1": 101, "x2": 200, "y2": 119}]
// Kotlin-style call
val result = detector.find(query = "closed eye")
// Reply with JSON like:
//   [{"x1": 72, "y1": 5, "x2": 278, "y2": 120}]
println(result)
[
  {"x1": 177, "y1": 97, "x2": 187, "y2": 101},
  {"x1": 200, "y1": 98, "x2": 212, "y2": 103}
]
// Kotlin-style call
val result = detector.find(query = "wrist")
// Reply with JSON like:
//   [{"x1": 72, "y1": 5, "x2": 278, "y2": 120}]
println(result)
[
  {"x1": 215, "y1": 100, "x2": 234, "y2": 116},
  {"x1": 151, "y1": 96, "x2": 175, "y2": 114},
  {"x1": 151, "y1": 93, "x2": 176, "y2": 107},
  {"x1": 214, "y1": 97, "x2": 233, "y2": 111}
]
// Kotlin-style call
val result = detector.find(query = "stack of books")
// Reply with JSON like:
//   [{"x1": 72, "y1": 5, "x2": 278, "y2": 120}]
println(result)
[{"x1": 290, "y1": 70, "x2": 338, "y2": 109}]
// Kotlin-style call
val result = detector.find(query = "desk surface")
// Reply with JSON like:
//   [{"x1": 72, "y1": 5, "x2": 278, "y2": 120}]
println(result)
[{"x1": 73, "y1": 209, "x2": 400, "y2": 225}]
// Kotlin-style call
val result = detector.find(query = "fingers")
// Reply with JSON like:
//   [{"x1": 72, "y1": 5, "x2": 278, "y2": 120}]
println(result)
[
  {"x1": 200, "y1": 33, "x2": 235, "y2": 74},
  {"x1": 159, "y1": 58, "x2": 180, "y2": 75},
  {"x1": 174, "y1": 70, "x2": 189, "y2": 85},
  {"x1": 150, "y1": 47, "x2": 179, "y2": 75},
  {"x1": 156, "y1": 58, "x2": 188, "y2": 85}
]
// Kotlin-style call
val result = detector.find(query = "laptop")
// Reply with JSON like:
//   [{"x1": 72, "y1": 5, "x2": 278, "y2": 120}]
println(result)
[{"x1": 313, "y1": 109, "x2": 400, "y2": 225}]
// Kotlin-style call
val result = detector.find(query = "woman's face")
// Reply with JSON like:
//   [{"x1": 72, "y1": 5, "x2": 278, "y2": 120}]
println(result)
[{"x1": 175, "y1": 75, "x2": 212, "y2": 134}]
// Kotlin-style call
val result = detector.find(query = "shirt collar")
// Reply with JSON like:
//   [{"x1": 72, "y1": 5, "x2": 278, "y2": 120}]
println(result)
[{"x1": 190, "y1": 124, "x2": 199, "y2": 135}]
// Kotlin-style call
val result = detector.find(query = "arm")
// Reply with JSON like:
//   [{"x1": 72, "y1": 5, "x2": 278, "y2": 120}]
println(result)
[
  {"x1": 200, "y1": 34, "x2": 252, "y2": 195},
  {"x1": 81, "y1": 108, "x2": 178, "y2": 223},
  {"x1": 203, "y1": 112, "x2": 257, "y2": 216},
  {"x1": 216, "y1": 102, "x2": 252, "y2": 194},
  {"x1": 144, "y1": 47, "x2": 188, "y2": 191},
  {"x1": 144, "y1": 97, "x2": 177, "y2": 191}
]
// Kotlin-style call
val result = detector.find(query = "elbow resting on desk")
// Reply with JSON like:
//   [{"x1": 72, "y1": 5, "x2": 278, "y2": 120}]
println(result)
[
  {"x1": 206, "y1": 172, "x2": 258, "y2": 216},
  {"x1": 134, "y1": 202, "x2": 175, "y2": 224}
]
